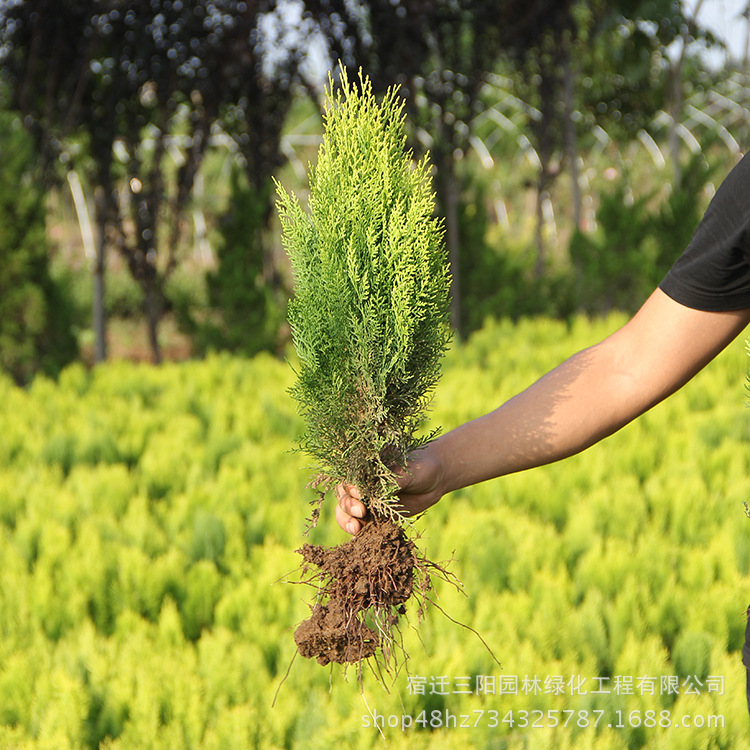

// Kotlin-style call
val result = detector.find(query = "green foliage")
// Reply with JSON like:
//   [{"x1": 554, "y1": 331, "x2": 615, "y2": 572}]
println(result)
[
  {"x1": 180, "y1": 168, "x2": 285, "y2": 357},
  {"x1": 276, "y1": 68, "x2": 451, "y2": 515},
  {"x1": 0, "y1": 317, "x2": 749, "y2": 748},
  {"x1": 0, "y1": 109, "x2": 78, "y2": 384},
  {"x1": 569, "y1": 153, "x2": 718, "y2": 314},
  {"x1": 458, "y1": 180, "x2": 576, "y2": 334}
]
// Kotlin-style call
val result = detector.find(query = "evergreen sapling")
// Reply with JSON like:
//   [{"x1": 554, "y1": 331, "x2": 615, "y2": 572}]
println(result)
[{"x1": 277, "y1": 68, "x2": 453, "y2": 668}]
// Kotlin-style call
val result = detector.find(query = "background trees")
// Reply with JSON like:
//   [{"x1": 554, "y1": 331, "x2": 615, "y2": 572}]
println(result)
[
  {"x1": 305, "y1": 0, "x2": 576, "y2": 334},
  {"x1": 0, "y1": 0, "x2": 300, "y2": 364},
  {"x1": 0, "y1": 0, "x2": 748, "y2": 378},
  {"x1": 0, "y1": 103, "x2": 78, "y2": 384},
  {"x1": 303, "y1": 0, "x2": 730, "y2": 333}
]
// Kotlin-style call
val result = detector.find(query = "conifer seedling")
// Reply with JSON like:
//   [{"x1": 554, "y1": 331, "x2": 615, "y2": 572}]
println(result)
[{"x1": 277, "y1": 67, "x2": 453, "y2": 668}]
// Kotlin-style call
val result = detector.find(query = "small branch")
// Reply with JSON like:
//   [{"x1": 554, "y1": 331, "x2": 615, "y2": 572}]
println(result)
[{"x1": 423, "y1": 595, "x2": 502, "y2": 669}]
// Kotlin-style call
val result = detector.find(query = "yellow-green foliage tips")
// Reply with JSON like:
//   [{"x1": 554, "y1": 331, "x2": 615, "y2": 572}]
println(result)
[
  {"x1": 276, "y1": 68, "x2": 451, "y2": 516},
  {"x1": 2, "y1": 324, "x2": 750, "y2": 748}
]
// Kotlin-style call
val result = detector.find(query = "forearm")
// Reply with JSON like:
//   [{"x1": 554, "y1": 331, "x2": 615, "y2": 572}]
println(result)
[
  {"x1": 431, "y1": 344, "x2": 644, "y2": 492},
  {"x1": 431, "y1": 289, "x2": 750, "y2": 495}
]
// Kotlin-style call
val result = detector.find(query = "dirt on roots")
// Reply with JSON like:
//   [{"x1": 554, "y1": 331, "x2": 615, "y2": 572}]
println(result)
[{"x1": 293, "y1": 516, "x2": 430, "y2": 667}]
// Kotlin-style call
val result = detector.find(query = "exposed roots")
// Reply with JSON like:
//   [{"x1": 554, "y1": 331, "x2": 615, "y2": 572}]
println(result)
[{"x1": 293, "y1": 515, "x2": 451, "y2": 671}]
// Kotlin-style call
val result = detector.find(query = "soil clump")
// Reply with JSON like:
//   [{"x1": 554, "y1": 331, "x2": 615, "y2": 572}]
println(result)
[{"x1": 294, "y1": 516, "x2": 421, "y2": 666}]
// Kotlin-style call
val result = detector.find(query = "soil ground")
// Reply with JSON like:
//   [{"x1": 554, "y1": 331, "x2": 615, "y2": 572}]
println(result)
[{"x1": 79, "y1": 315, "x2": 193, "y2": 365}]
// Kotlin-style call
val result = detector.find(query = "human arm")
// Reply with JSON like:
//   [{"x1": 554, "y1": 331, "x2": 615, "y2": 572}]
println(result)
[{"x1": 336, "y1": 288, "x2": 750, "y2": 533}]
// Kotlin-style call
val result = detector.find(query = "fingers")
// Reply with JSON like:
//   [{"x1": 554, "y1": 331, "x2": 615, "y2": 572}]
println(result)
[
  {"x1": 333, "y1": 465, "x2": 433, "y2": 535},
  {"x1": 335, "y1": 502, "x2": 363, "y2": 535},
  {"x1": 335, "y1": 482, "x2": 368, "y2": 535}
]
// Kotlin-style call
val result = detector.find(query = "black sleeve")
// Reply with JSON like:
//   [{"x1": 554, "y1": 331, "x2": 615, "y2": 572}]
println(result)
[{"x1": 658, "y1": 152, "x2": 750, "y2": 311}]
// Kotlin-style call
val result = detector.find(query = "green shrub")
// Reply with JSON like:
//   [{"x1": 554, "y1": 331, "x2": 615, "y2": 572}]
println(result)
[
  {"x1": 671, "y1": 631, "x2": 714, "y2": 681},
  {"x1": 190, "y1": 510, "x2": 226, "y2": 564},
  {"x1": 179, "y1": 169, "x2": 285, "y2": 357},
  {"x1": 569, "y1": 154, "x2": 718, "y2": 315},
  {"x1": 458, "y1": 181, "x2": 576, "y2": 334},
  {"x1": 0, "y1": 109, "x2": 77, "y2": 383},
  {"x1": 0, "y1": 318, "x2": 748, "y2": 748},
  {"x1": 181, "y1": 560, "x2": 222, "y2": 641}
]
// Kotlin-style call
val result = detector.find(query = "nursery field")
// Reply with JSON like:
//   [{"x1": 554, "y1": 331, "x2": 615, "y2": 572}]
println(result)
[{"x1": 2, "y1": 313, "x2": 750, "y2": 749}]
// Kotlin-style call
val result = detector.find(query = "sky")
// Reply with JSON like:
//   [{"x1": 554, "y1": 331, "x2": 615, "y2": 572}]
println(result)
[{"x1": 697, "y1": 0, "x2": 749, "y2": 66}]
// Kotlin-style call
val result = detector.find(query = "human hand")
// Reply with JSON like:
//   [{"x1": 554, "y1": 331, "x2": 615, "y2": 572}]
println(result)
[{"x1": 334, "y1": 446, "x2": 445, "y2": 534}]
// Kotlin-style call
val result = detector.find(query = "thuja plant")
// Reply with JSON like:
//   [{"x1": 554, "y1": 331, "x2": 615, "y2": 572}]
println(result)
[{"x1": 276, "y1": 67, "x2": 453, "y2": 669}]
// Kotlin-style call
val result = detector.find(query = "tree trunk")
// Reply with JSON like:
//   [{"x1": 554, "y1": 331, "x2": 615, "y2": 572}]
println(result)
[
  {"x1": 534, "y1": 182, "x2": 547, "y2": 279},
  {"x1": 667, "y1": 61, "x2": 683, "y2": 187},
  {"x1": 529, "y1": 44, "x2": 558, "y2": 280},
  {"x1": 669, "y1": 0, "x2": 706, "y2": 187},
  {"x1": 91, "y1": 188, "x2": 107, "y2": 363},
  {"x1": 144, "y1": 275, "x2": 163, "y2": 365},
  {"x1": 93, "y1": 186, "x2": 107, "y2": 363},
  {"x1": 437, "y1": 158, "x2": 461, "y2": 337},
  {"x1": 562, "y1": 38, "x2": 582, "y2": 229}
]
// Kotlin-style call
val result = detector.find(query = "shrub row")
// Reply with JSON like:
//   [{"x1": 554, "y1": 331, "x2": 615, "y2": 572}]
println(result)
[{"x1": 0, "y1": 319, "x2": 749, "y2": 748}]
